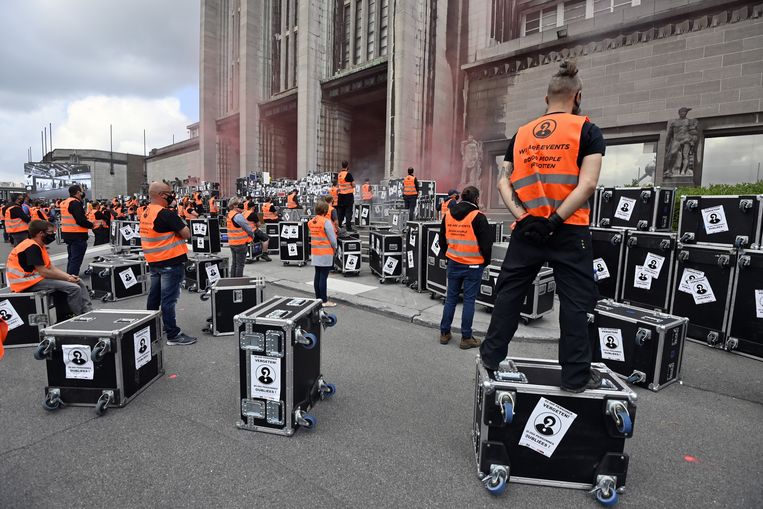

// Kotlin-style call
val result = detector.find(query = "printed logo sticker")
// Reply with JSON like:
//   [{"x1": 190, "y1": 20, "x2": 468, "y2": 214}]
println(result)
[
  {"x1": 205, "y1": 264, "x2": 221, "y2": 284},
  {"x1": 133, "y1": 325, "x2": 152, "y2": 370},
  {"x1": 383, "y1": 256, "x2": 399, "y2": 275},
  {"x1": 633, "y1": 265, "x2": 652, "y2": 290},
  {"x1": 642, "y1": 252, "x2": 665, "y2": 279},
  {"x1": 192, "y1": 222, "x2": 208, "y2": 236},
  {"x1": 614, "y1": 197, "x2": 636, "y2": 221},
  {"x1": 678, "y1": 268, "x2": 705, "y2": 293},
  {"x1": 593, "y1": 258, "x2": 610, "y2": 280},
  {"x1": 119, "y1": 267, "x2": 138, "y2": 289},
  {"x1": 250, "y1": 355, "x2": 281, "y2": 402},
  {"x1": 755, "y1": 289, "x2": 763, "y2": 319},
  {"x1": 532, "y1": 119, "x2": 557, "y2": 139},
  {"x1": 62, "y1": 344, "x2": 94, "y2": 380},
  {"x1": 0, "y1": 299, "x2": 24, "y2": 330},
  {"x1": 345, "y1": 254, "x2": 358, "y2": 271},
  {"x1": 700, "y1": 205, "x2": 729, "y2": 235},
  {"x1": 690, "y1": 277, "x2": 716, "y2": 305},
  {"x1": 518, "y1": 397, "x2": 577, "y2": 458},
  {"x1": 598, "y1": 327, "x2": 626, "y2": 362}
]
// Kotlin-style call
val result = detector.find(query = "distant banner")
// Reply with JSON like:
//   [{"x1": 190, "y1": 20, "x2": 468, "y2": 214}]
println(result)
[{"x1": 24, "y1": 162, "x2": 92, "y2": 200}]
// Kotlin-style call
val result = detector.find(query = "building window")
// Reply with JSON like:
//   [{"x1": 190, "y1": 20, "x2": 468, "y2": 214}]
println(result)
[
  {"x1": 702, "y1": 134, "x2": 763, "y2": 186},
  {"x1": 354, "y1": 0, "x2": 363, "y2": 64},
  {"x1": 343, "y1": 2, "x2": 351, "y2": 67},
  {"x1": 379, "y1": 0, "x2": 389, "y2": 55},
  {"x1": 598, "y1": 141, "x2": 657, "y2": 187},
  {"x1": 593, "y1": 0, "x2": 633, "y2": 15},
  {"x1": 491, "y1": 0, "x2": 512, "y2": 42},
  {"x1": 367, "y1": 0, "x2": 376, "y2": 60},
  {"x1": 522, "y1": 4, "x2": 559, "y2": 36},
  {"x1": 519, "y1": 0, "x2": 639, "y2": 38}
]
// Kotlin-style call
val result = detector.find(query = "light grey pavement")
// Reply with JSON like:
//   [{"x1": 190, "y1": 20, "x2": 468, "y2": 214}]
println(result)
[{"x1": 0, "y1": 241, "x2": 761, "y2": 508}]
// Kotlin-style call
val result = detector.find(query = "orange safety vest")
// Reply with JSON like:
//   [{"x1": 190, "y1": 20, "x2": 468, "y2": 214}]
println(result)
[
  {"x1": 445, "y1": 209, "x2": 484, "y2": 265},
  {"x1": 42, "y1": 207, "x2": 50, "y2": 219},
  {"x1": 403, "y1": 175, "x2": 417, "y2": 196},
  {"x1": 6, "y1": 238, "x2": 50, "y2": 292},
  {"x1": 226, "y1": 210, "x2": 250, "y2": 246},
  {"x1": 89, "y1": 210, "x2": 106, "y2": 229},
  {"x1": 511, "y1": 113, "x2": 589, "y2": 225},
  {"x1": 287, "y1": 193, "x2": 298, "y2": 209},
  {"x1": 60, "y1": 197, "x2": 89, "y2": 233},
  {"x1": 361, "y1": 183, "x2": 373, "y2": 200},
  {"x1": 140, "y1": 204, "x2": 188, "y2": 264},
  {"x1": 441, "y1": 197, "x2": 455, "y2": 220},
  {"x1": 329, "y1": 186, "x2": 338, "y2": 202},
  {"x1": 308, "y1": 215, "x2": 334, "y2": 256},
  {"x1": 209, "y1": 197, "x2": 219, "y2": 214},
  {"x1": 136, "y1": 205, "x2": 146, "y2": 218},
  {"x1": 338, "y1": 171, "x2": 353, "y2": 194},
  {"x1": 263, "y1": 203, "x2": 278, "y2": 221},
  {"x1": 4, "y1": 205, "x2": 29, "y2": 233}
]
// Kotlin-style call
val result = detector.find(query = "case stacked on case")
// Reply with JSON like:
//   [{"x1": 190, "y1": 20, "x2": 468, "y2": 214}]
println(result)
[
  {"x1": 88, "y1": 257, "x2": 148, "y2": 302},
  {"x1": 279, "y1": 221, "x2": 310, "y2": 266},
  {"x1": 334, "y1": 236, "x2": 362, "y2": 276},
  {"x1": 596, "y1": 186, "x2": 675, "y2": 231},
  {"x1": 184, "y1": 254, "x2": 230, "y2": 292},
  {"x1": 369, "y1": 231, "x2": 403, "y2": 283},
  {"x1": 189, "y1": 217, "x2": 221, "y2": 253},
  {"x1": 620, "y1": 231, "x2": 676, "y2": 312},
  {"x1": 109, "y1": 220, "x2": 142, "y2": 254},
  {"x1": 201, "y1": 276, "x2": 265, "y2": 336}
]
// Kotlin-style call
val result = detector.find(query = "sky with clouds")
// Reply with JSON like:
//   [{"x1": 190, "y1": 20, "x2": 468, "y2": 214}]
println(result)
[{"x1": 0, "y1": 0, "x2": 200, "y2": 184}]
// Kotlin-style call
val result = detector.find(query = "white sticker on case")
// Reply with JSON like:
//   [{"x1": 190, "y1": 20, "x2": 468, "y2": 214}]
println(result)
[
  {"x1": 119, "y1": 225, "x2": 135, "y2": 241},
  {"x1": 407, "y1": 250, "x2": 415, "y2": 268},
  {"x1": 700, "y1": 205, "x2": 729, "y2": 235},
  {"x1": 690, "y1": 277, "x2": 716, "y2": 305},
  {"x1": 678, "y1": 268, "x2": 705, "y2": 293},
  {"x1": 345, "y1": 254, "x2": 358, "y2": 271},
  {"x1": 642, "y1": 252, "x2": 665, "y2": 279},
  {"x1": 755, "y1": 289, "x2": 763, "y2": 319},
  {"x1": 119, "y1": 267, "x2": 138, "y2": 289},
  {"x1": 192, "y1": 222, "x2": 208, "y2": 236},
  {"x1": 205, "y1": 264, "x2": 220, "y2": 284},
  {"x1": 287, "y1": 243, "x2": 298, "y2": 256},
  {"x1": 196, "y1": 237, "x2": 205, "y2": 249},
  {"x1": 383, "y1": 256, "x2": 398, "y2": 275},
  {"x1": 431, "y1": 233, "x2": 441, "y2": 256},
  {"x1": 62, "y1": 344, "x2": 94, "y2": 380},
  {"x1": 598, "y1": 327, "x2": 626, "y2": 362},
  {"x1": 133, "y1": 325, "x2": 152, "y2": 370},
  {"x1": 250, "y1": 355, "x2": 281, "y2": 402},
  {"x1": 614, "y1": 197, "x2": 636, "y2": 221},
  {"x1": 0, "y1": 299, "x2": 24, "y2": 330},
  {"x1": 593, "y1": 258, "x2": 610, "y2": 280},
  {"x1": 633, "y1": 265, "x2": 652, "y2": 290},
  {"x1": 518, "y1": 397, "x2": 578, "y2": 458}
]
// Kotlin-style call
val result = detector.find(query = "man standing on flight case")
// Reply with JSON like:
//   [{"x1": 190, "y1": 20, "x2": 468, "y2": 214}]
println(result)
[
  {"x1": 479, "y1": 60, "x2": 606, "y2": 393},
  {"x1": 336, "y1": 161, "x2": 355, "y2": 232},
  {"x1": 402, "y1": 167, "x2": 420, "y2": 221}
]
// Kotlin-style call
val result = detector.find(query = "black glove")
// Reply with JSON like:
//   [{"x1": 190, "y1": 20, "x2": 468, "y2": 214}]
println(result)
[
  {"x1": 512, "y1": 215, "x2": 545, "y2": 239},
  {"x1": 519, "y1": 212, "x2": 564, "y2": 245}
]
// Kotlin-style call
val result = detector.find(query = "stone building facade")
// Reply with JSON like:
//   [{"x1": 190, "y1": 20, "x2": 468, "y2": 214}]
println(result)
[
  {"x1": 43, "y1": 149, "x2": 145, "y2": 200},
  {"x1": 197, "y1": 0, "x2": 763, "y2": 207},
  {"x1": 146, "y1": 123, "x2": 201, "y2": 185}
]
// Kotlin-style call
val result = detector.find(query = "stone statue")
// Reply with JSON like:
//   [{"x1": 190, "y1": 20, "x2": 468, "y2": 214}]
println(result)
[
  {"x1": 460, "y1": 135, "x2": 483, "y2": 189},
  {"x1": 664, "y1": 107, "x2": 699, "y2": 178}
]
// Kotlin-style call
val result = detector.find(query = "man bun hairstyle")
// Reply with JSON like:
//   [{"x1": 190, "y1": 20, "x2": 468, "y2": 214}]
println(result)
[
  {"x1": 547, "y1": 59, "x2": 582, "y2": 99},
  {"x1": 29, "y1": 219, "x2": 53, "y2": 237},
  {"x1": 461, "y1": 186, "x2": 480, "y2": 205}
]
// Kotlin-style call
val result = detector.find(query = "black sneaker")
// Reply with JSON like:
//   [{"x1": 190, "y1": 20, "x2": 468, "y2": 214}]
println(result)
[
  {"x1": 480, "y1": 356, "x2": 500, "y2": 372},
  {"x1": 560, "y1": 368, "x2": 603, "y2": 393},
  {"x1": 261, "y1": 254, "x2": 272, "y2": 262},
  {"x1": 167, "y1": 333, "x2": 198, "y2": 346}
]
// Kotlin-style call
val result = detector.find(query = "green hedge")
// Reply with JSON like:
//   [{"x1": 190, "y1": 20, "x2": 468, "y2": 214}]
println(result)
[{"x1": 671, "y1": 181, "x2": 763, "y2": 230}]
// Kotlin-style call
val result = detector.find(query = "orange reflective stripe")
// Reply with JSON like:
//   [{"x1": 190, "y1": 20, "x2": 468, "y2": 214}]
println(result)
[
  {"x1": 139, "y1": 204, "x2": 188, "y2": 263},
  {"x1": 7, "y1": 238, "x2": 50, "y2": 292},
  {"x1": 226, "y1": 210, "x2": 250, "y2": 246},
  {"x1": 445, "y1": 209, "x2": 484, "y2": 265},
  {"x1": 308, "y1": 215, "x2": 334, "y2": 256},
  {"x1": 338, "y1": 171, "x2": 353, "y2": 194},
  {"x1": 403, "y1": 175, "x2": 417, "y2": 196},
  {"x1": 511, "y1": 113, "x2": 589, "y2": 225},
  {"x1": 60, "y1": 197, "x2": 89, "y2": 233}
]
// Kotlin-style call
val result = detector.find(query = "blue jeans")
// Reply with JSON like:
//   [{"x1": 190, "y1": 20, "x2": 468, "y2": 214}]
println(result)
[
  {"x1": 65, "y1": 237, "x2": 88, "y2": 275},
  {"x1": 147, "y1": 263, "x2": 185, "y2": 339},
  {"x1": 440, "y1": 261, "x2": 483, "y2": 339},
  {"x1": 314, "y1": 265, "x2": 331, "y2": 302}
]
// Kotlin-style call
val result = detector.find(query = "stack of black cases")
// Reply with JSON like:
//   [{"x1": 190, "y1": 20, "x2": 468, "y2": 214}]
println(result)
[
  {"x1": 591, "y1": 228, "x2": 626, "y2": 301},
  {"x1": 184, "y1": 253, "x2": 230, "y2": 292},
  {"x1": 590, "y1": 300, "x2": 688, "y2": 391},
  {"x1": 678, "y1": 194, "x2": 762, "y2": 248},
  {"x1": 369, "y1": 231, "x2": 403, "y2": 283},
  {"x1": 596, "y1": 186, "x2": 675, "y2": 231},
  {"x1": 473, "y1": 357, "x2": 636, "y2": 502},
  {"x1": 236, "y1": 296, "x2": 336, "y2": 436},
  {"x1": 670, "y1": 243, "x2": 737, "y2": 348},
  {"x1": 279, "y1": 221, "x2": 310, "y2": 266},
  {"x1": 477, "y1": 266, "x2": 556, "y2": 324},
  {"x1": 203, "y1": 276, "x2": 265, "y2": 336},
  {"x1": 0, "y1": 287, "x2": 59, "y2": 347},
  {"x1": 353, "y1": 203, "x2": 370, "y2": 226},
  {"x1": 334, "y1": 235, "x2": 362, "y2": 276},
  {"x1": 110, "y1": 220, "x2": 142, "y2": 254},
  {"x1": 726, "y1": 248, "x2": 763, "y2": 359},
  {"x1": 189, "y1": 217, "x2": 222, "y2": 253},
  {"x1": 404, "y1": 221, "x2": 440, "y2": 291},
  {"x1": 88, "y1": 257, "x2": 148, "y2": 302},
  {"x1": 35, "y1": 310, "x2": 164, "y2": 416},
  {"x1": 265, "y1": 223, "x2": 280, "y2": 254},
  {"x1": 620, "y1": 231, "x2": 676, "y2": 312}
]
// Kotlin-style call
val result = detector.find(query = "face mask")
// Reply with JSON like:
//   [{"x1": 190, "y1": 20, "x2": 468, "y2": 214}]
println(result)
[
  {"x1": 43, "y1": 233, "x2": 56, "y2": 245},
  {"x1": 163, "y1": 193, "x2": 176, "y2": 206}
]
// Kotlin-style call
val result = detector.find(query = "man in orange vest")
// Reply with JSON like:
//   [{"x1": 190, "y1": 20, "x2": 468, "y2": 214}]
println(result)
[
  {"x1": 361, "y1": 178, "x2": 373, "y2": 203},
  {"x1": 402, "y1": 167, "x2": 419, "y2": 221},
  {"x1": 6, "y1": 220, "x2": 92, "y2": 315},
  {"x1": 437, "y1": 189, "x2": 459, "y2": 220},
  {"x1": 262, "y1": 197, "x2": 279, "y2": 223},
  {"x1": 308, "y1": 201, "x2": 338, "y2": 307},
  {"x1": 90, "y1": 202, "x2": 110, "y2": 246},
  {"x1": 4, "y1": 193, "x2": 31, "y2": 246},
  {"x1": 208, "y1": 193, "x2": 219, "y2": 215},
  {"x1": 140, "y1": 182, "x2": 196, "y2": 346},
  {"x1": 286, "y1": 189, "x2": 300, "y2": 209},
  {"x1": 439, "y1": 186, "x2": 493, "y2": 350},
  {"x1": 480, "y1": 61, "x2": 605, "y2": 393},
  {"x1": 336, "y1": 160, "x2": 355, "y2": 232},
  {"x1": 60, "y1": 185, "x2": 93, "y2": 276}
]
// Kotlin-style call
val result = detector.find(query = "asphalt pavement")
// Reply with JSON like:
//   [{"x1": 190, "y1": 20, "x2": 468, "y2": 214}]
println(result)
[{"x1": 0, "y1": 240, "x2": 761, "y2": 508}]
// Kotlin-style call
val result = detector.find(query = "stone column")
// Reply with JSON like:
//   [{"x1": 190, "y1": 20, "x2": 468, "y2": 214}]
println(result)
[
  {"x1": 199, "y1": 0, "x2": 221, "y2": 183},
  {"x1": 297, "y1": 0, "x2": 327, "y2": 177},
  {"x1": 239, "y1": 0, "x2": 266, "y2": 185}
]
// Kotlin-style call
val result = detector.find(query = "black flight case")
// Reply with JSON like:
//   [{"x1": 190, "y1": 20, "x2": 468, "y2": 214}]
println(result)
[
  {"x1": 265, "y1": 222, "x2": 280, "y2": 254},
  {"x1": 184, "y1": 253, "x2": 230, "y2": 292},
  {"x1": 334, "y1": 235, "x2": 362, "y2": 276},
  {"x1": 236, "y1": 296, "x2": 337, "y2": 436},
  {"x1": 33, "y1": 310, "x2": 164, "y2": 416},
  {"x1": 590, "y1": 300, "x2": 688, "y2": 391},
  {"x1": 110, "y1": 220, "x2": 142, "y2": 254},
  {"x1": 678, "y1": 194, "x2": 762, "y2": 248},
  {"x1": 404, "y1": 221, "x2": 440, "y2": 291},
  {"x1": 369, "y1": 231, "x2": 403, "y2": 283},
  {"x1": 477, "y1": 266, "x2": 556, "y2": 325},
  {"x1": 726, "y1": 249, "x2": 763, "y2": 359},
  {"x1": 189, "y1": 217, "x2": 222, "y2": 253},
  {"x1": 279, "y1": 221, "x2": 310, "y2": 266},
  {"x1": 88, "y1": 256, "x2": 148, "y2": 302},
  {"x1": 670, "y1": 243, "x2": 737, "y2": 349},
  {"x1": 353, "y1": 203, "x2": 370, "y2": 226},
  {"x1": 201, "y1": 276, "x2": 266, "y2": 336},
  {"x1": 0, "y1": 288, "x2": 60, "y2": 348},
  {"x1": 620, "y1": 231, "x2": 676, "y2": 312},
  {"x1": 425, "y1": 229, "x2": 448, "y2": 296},
  {"x1": 596, "y1": 186, "x2": 675, "y2": 231},
  {"x1": 473, "y1": 357, "x2": 636, "y2": 505},
  {"x1": 591, "y1": 227, "x2": 627, "y2": 301}
]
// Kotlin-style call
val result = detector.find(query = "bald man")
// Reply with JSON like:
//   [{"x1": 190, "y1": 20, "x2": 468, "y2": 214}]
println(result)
[{"x1": 140, "y1": 182, "x2": 196, "y2": 345}]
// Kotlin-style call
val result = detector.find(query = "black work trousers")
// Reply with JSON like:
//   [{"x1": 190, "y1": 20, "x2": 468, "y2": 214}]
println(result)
[
  {"x1": 404, "y1": 196, "x2": 417, "y2": 220},
  {"x1": 479, "y1": 225, "x2": 597, "y2": 389}
]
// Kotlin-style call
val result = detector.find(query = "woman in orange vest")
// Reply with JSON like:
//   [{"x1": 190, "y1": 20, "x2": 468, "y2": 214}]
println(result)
[
  {"x1": 286, "y1": 190, "x2": 299, "y2": 209},
  {"x1": 208, "y1": 195, "x2": 219, "y2": 215},
  {"x1": 402, "y1": 167, "x2": 419, "y2": 221},
  {"x1": 309, "y1": 201, "x2": 337, "y2": 308},
  {"x1": 480, "y1": 60, "x2": 605, "y2": 393},
  {"x1": 6, "y1": 219, "x2": 92, "y2": 315},
  {"x1": 60, "y1": 185, "x2": 93, "y2": 276},
  {"x1": 438, "y1": 186, "x2": 492, "y2": 350}
]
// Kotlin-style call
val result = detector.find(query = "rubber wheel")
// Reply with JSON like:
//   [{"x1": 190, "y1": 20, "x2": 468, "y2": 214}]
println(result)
[
  {"x1": 502, "y1": 402, "x2": 513, "y2": 424},
  {"x1": 324, "y1": 314, "x2": 337, "y2": 327},
  {"x1": 95, "y1": 398, "x2": 109, "y2": 417},
  {"x1": 84, "y1": 268, "x2": 92, "y2": 275},
  {"x1": 520, "y1": 317, "x2": 532, "y2": 326},
  {"x1": 33, "y1": 343, "x2": 48, "y2": 360},
  {"x1": 616, "y1": 409, "x2": 633, "y2": 434},
  {"x1": 322, "y1": 383, "x2": 336, "y2": 399},
  {"x1": 89, "y1": 290, "x2": 96, "y2": 298},
  {"x1": 102, "y1": 295, "x2": 110, "y2": 303},
  {"x1": 42, "y1": 395, "x2": 61, "y2": 411},
  {"x1": 302, "y1": 332, "x2": 318, "y2": 350},
  {"x1": 485, "y1": 475, "x2": 507, "y2": 496},
  {"x1": 595, "y1": 487, "x2": 618, "y2": 506},
  {"x1": 302, "y1": 414, "x2": 316, "y2": 429},
  {"x1": 283, "y1": 262, "x2": 288, "y2": 266},
  {"x1": 379, "y1": 278, "x2": 385, "y2": 284}
]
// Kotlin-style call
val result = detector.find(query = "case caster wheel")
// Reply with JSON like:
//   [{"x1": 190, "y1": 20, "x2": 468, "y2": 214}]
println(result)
[
  {"x1": 88, "y1": 290, "x2": 96, "y2": 298},
  {"x1": 283, "y1": 262, "x2": 289, "y2": 266},
  {"x1": 482, "y1": 466, "x2": 508, "y2": 496},
  {"x1": 33, "y1": 339, "x2": 53, "y2": 360},
  {"x1": 294, "y1": 409, "x2": 316, "y2": 429},
  {"x1": 320, "y1": 311, "x2": 337, "y2": 327},
  {"x1": 200, "y1": 291, "x2": 211, "y2": 301},
  {"x1": 319, "y1": 381, "x2": 336, "y2": 400},
  {"x1": 430, "y1": 292, "x2": 436, "y2": 299},
  {"x1": 301, "y1": 332, "x2": 317, "y2": 349},
  {"x1": 615, "y1": 409, "x2": 632, "y2": 434},
  {"x1": 501, "y1": 402, "x2": 514, "y2": 424},
  {"x1": 189, "y1": 285, "x2": 198, "y2": 292},
  {"x1": 180, "y1": 281, "x2": 187, "y2": 289},
  {"x1": 95, "y1": 393, "x2": 111, "y2": 417},
  {"x1": 42, "y1": 392, "x2": 62, "y2": 411},
  {"x1": 299, "y1": 263, "x2": 305, "y2": 267},
  {"x1": 379, "y1": 278, "x2": 385, "y2": 284},
  {"x1": 84, "y1": 267, "x2": 93, "y2": 276},
  {"x1": 101, "y1": 293, "x2": 112, "y2": 303},
  {"x1": 592, "y1": 477, "x2": 618, "y2": 506},
  {"x1": 520, "y1": 316, "x2": 532, "y2": 326}
]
